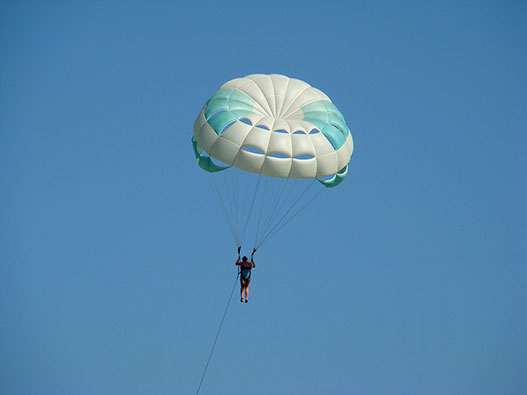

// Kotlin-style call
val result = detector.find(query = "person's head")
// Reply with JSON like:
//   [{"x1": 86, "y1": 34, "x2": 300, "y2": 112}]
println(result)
[{"x1": 242, "y1": 256, "x2": 248, "y2": 262}]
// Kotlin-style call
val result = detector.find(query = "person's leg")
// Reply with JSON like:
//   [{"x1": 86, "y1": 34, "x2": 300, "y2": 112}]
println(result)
[
  {"x1": 245, "y1": 278, "x2": 251, "y2": 302},
  {"x1": 240, "y1": 278, "x2": 246, "y2": 302}
]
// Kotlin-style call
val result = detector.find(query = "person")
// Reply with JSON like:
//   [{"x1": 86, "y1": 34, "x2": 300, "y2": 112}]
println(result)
[{"x1": 235, "y1": 247, "x2": 256, "y2": 303}]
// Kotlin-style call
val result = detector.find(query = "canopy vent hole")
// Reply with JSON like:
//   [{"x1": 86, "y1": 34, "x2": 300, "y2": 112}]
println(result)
[
  {"x1": 268, "y1": 152, "x2": 290, "y2": 159},
  {"x1": 294, "y1": 154, "x2": 315, "y2": 160},
  {"x1": 241, "y1": 146, "x2": 265, "y2": 155},
  {"x1": 323, "y1": 134, "x2": 337, "y2": 150},
  {"x1": 220, "y1": 121, "x2": 236, "y2": 134}
]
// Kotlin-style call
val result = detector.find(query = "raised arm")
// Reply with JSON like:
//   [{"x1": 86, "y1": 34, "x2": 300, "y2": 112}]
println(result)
[{"x1": 235, "y1": 246, "x2": 241, "y2": 265}]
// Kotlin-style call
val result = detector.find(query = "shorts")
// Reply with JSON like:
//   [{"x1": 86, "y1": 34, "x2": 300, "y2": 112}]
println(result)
[{"x1": 241, "y1": 269, "x2": 251, "y2": 280}]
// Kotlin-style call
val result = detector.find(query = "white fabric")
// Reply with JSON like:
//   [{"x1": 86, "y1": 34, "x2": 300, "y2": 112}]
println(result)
[{"x1": 193, "y1": 74, "x2": 354, "y2": 178}]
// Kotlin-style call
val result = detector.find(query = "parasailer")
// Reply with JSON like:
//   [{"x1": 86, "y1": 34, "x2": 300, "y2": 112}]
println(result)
[
  {"x1": 235, "y1": 246, "x2": 256, "y2": 303},
  {"x1": 194, "y1": 74, "x2": 354, "y2": 394}
]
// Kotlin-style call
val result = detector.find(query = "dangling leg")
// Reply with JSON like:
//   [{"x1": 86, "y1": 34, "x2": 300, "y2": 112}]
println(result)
[
  {"x1": 245, "y1": 278, "x2": 251, "y2": 302},
  {"x1": 240, "y1": 278, "x2": 245, "y2": 302}
]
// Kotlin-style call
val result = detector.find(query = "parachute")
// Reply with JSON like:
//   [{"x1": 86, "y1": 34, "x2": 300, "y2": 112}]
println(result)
[{"x1": 192, "y1": 74, "x2": 353, "y2": 249}]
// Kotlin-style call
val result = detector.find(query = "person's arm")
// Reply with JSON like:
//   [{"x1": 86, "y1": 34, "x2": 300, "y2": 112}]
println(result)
[
  {"x1": 251, "y1": 257, "x2": 255, "y2": 268},
  {"x1": 235, "y1": 246, "x2": 241, "y2": 265}
]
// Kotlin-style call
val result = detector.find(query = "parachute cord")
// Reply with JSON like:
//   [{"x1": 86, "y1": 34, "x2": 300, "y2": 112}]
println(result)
[
  {"x1": 225, "y1": 170, "x2": 239, "y2": 242},
  {"x1": 254, "y1": 178, "x2": 305, "y2": 249},
  {"x1": 254, "y1": 176, "x2": 287, "y2": 249},
  {"x1": 209, "y1": 174, "x2": 240, "y2": 246},
  {"x1": 258, "y1": 179, "x2": 316, "y2": 245},
  {"x1": 257, "y1": 178, "x2": 297, "y2": 247},
  {"x1": 196, "y1": 272, "x2": 240, "y2": 395},
  {"x1": 257, "y1": 180, "x2": 323, "y2": 249},
  {"x1": 257, "y1": 185, "x2": 322, "y2": 249},
  {"x1": 232, "y1": 168, "x2": 241, "y2": 241},
  {"x1": 239, "y1": 173, "x2": 262, "y2": 246},
  {"x1": 258, "y1": 185, "x2": 325, "y2": 248},
  {"x1": 224, "y1": 171, "x2": 239, "y2": 241},
  {"x1": 253, "y1": 174, "x2": 270, "y2": 249}
]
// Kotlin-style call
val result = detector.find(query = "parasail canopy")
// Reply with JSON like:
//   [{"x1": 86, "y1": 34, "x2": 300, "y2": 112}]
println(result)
[
  {"x1": 193, "y1": 74, "x2": 353, "y2": 187},
  {"x1": 192, "y1": 74, "x2": 354, "y2": 249}
]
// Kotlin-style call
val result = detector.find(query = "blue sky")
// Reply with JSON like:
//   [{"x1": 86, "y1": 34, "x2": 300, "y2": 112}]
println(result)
[{"x1": 1, "y1": 1, "x2": 526, "y2": 394}]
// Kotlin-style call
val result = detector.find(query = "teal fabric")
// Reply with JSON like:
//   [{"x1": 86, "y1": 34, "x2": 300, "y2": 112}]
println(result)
[
  {"x1": 195, "y1": 89, "x2": 350, "y2": 186},
  {"x1": 204, "y1": 88, "x2": 256, "y2": 135},
  {"x1": 317, "y1": 165, "x2": 348, "y2": 188},
  {"x1": 301, "y1": 101, "x2": 350, "y2": 150},
  {"x1": 191, "y1": 136, "x2": 230, "y2": 173}
]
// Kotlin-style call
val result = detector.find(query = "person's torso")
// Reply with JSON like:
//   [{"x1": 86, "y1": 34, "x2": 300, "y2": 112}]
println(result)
[{"x1": 240, "y1": 262, "x2": 252, "y2": 277}]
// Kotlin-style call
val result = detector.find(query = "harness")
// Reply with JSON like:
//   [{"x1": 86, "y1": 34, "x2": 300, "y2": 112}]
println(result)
[{"x1": 240, "y1": 263, "x2": 251, "y2": 280}]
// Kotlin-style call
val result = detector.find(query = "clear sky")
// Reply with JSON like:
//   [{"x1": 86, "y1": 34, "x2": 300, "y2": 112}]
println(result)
[{"x1": 1, "y1": 1, "x2": 526, "y2": 394}]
